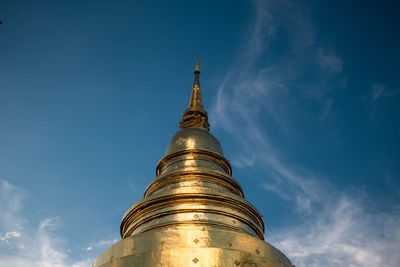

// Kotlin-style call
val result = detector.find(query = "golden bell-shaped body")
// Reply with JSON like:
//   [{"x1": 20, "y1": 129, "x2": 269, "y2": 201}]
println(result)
[{"x1": 93, "y1": 59, "x2": 293, "y2": 267}]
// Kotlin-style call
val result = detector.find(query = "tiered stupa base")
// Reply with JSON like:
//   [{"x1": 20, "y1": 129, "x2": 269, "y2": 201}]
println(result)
[{"x1": 93, "y1": 224, "x2": 292, "y2": 267}]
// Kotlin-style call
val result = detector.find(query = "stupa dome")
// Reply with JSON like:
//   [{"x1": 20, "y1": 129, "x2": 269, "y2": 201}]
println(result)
[{"x1": 165, "y1": 127, "x2": 224, "y2": 157}]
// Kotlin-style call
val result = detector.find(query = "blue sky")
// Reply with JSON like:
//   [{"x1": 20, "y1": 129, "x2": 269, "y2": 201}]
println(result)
[{"x1": 0, "y1": 0, "x2": 399, "y2": 266}]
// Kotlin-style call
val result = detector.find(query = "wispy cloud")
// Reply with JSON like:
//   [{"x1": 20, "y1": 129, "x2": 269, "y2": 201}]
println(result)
[
  {"x1": 279, "y1": 194, "x2": 400, "y2": 266},
  {"x1": 0, "y1": 231, "x2": 20, "y2": 242},
  {"x1": 213, "y1": 1, "x2": 345, "y2": 135},
  {"x1": 319, "y1": 98, "x2": 334, "y2": 121},
  {"x1": 372, "y1": 83, "x2": 400, "y2": 101},
  {"x1": 0, "y1": 180, "x2": 93, "y2": 267},
  {"x1": 211, "y1": 0, "x2": 400, "y2": 266},
  {"x1": 85, "y1": 238, "x2": 118, "y2": 252}
]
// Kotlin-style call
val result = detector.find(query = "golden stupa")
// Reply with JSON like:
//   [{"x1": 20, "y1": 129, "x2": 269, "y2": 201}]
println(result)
[{"x1": 93, "y1": 57, "x2": 293, "y2": 267}]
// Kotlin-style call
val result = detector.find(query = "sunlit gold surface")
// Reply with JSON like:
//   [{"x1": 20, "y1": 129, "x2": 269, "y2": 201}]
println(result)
[
  {"x1": 195, "y1": 54, "x2": 200, "y2": 72},
  {"x1": 165, "y1": 128, "x2": 224, "y2": 157},
  {"x1": 93, "y1": 58, "x2": 293, "y2": 266},
  {"x1": 94, "y1": 225, "x2": 291, "y2": 267}
]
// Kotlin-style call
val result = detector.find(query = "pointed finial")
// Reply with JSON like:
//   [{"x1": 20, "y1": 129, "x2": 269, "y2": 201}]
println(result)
[
  {"x1": 194, "y1": 54, "x2": 200, "y2": 73},
  {"x1": 179, "y1": 55, "x2": 210, "y2": 131}
]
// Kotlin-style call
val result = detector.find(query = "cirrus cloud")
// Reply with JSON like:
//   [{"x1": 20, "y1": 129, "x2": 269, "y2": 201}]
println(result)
[
  {"x1": 211, "y1": 0, "x2": 400, "y2": 266},
  {"x1": 0, "y1": 180, "x2": 93, "y2": 267}
]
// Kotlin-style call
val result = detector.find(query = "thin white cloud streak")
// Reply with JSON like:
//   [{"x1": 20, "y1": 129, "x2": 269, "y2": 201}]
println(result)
[
  {"x1": 372, "y1": 84, "x2": 400, "y2": 100},
  {"x1": 85, "y1": 238, "x2": 118, "y2": 252},
  {"x1": 319, "y1": 98, "x2": 334, "y2": 121},
  {"x1": 211, "y1": 0, "x2": 400, "y2": 266},
  {"x1": 0, "y1": 180, "x2": 93, "y2": 267}
]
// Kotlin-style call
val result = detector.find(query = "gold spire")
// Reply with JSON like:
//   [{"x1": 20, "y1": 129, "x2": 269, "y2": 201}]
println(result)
[
  {"x1": 194, "y1": 54, "x2": 200, "y2": 72},
  {"x1": 189, "y1": 55, "x2": 202, "y2": 109},
  {"x1": 179, "y1": 55, "x2": 210, "y2": 130}
]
